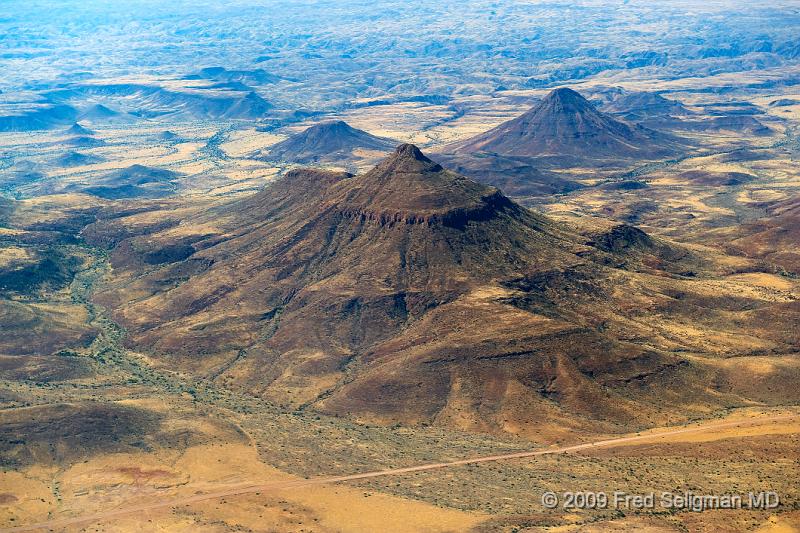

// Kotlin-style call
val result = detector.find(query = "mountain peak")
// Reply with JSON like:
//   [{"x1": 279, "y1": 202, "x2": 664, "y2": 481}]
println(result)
[
  {"x1": 393, "y1": 143, "x2": 428, "y2": 161},
  {"x1": 372, "y1": 143, "x2": 442, "y2": 176},
  {"x1": 341, "y1": 146, "x2": 505, "y2": 220},
  {"x1": 66, "y1": 122, "x2": 94, "y2": 135},
  {"x1": 529, "y1": 87, "x2": 598, "y2": 118},
  {"x1": 542, "y1": 87, "x2": 588, "y2": 107}
]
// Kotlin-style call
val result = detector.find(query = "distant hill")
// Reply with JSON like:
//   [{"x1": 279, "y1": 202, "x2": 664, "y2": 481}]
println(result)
[
  {"x1": 186, "y1": 66, "x2": 282, "y2": 85},
  {"x1": 54, "y1": 151, "x2": 106, "y2": 167},
  {"x1": 66, "y1": 122, "x2": 95, "y2": 136},
  {"x1": 259, "y1": 120, "x2": 397, "y2": 164},
  {"x1": 0, "y1": 105, "x2": 78, "y2": 132},
  {"x1": 64, "y1": 136, "x2": 106, "y2": 148},
  {"x1": 682, "y1": 115, "x2": 773, "y2": 136},
  {"x1": 158, "y1": 130, "x2": 184, "y2": 142},
  {"x1": 0, "y1": 162, "x2": 46, "y2": 190},
  {"x1": 727, "y1": 196, "x2": 800, "y2": 272},
  {"x1": 602, "y1": 90, "x2": 694, "y2": 122},
  {"x1": 78, "y1": 104, "x2": 121, "y2": 121},
  {"x1": 80, "y1": 164, "x2": 180, "y2": 199}
]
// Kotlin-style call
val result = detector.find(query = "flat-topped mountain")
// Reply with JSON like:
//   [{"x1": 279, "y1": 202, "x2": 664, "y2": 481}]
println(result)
[
  {"x1": 338, "y1": 143, "x2": 506, "y2": 220},
  {"x1": 84, "y1": 145, "x2": 790, "y2": 437},
  {"x1": 259, "y1": 120, "x2": 397, "y2": 164}
]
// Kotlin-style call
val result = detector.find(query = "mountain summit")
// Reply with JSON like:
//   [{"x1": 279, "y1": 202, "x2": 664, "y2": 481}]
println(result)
[
  {"x1": 339, "y1": 143, "x2": 504, "y2": 219},
  {"x1": 66, "y1": 122, "x2": 94, "y2": 136}
]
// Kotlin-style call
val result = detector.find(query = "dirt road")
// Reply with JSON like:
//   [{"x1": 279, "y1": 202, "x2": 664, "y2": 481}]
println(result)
[{"x1": 3, "y1": 412, "x2": 795, "y2": 532}]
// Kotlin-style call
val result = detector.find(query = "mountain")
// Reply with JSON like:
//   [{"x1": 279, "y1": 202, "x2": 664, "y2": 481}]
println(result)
[
  {"x1": 226, "y1": 91, "x2": 273, "y2": 119},
  {"x1": 0, "y1": 105, "x2": 78, "y2": 132},
  {"x1": 446, "y1": 88, "x2": 679, "y2": 164},
  {"x1": 84, "y1": 145, "x2": 799, "y2": 437},
  {"x1": 602, "y1": 91, "x2": 694, "y2": 122},
  {"x1": 258, "y1": 120, "x2": 397, "y2": 164},
  {"x1": 78, "y1": 164, "x2": 181, "y2": 199},
  {"x1": 54, "y1": 151, "x2": 106, "y2": 167},
  {"x1": 435, "y1": 88, "x2": 683, "y2": 198},
  {"x1": 78, "y1": 104, "x2": 122, "y2": 121},
  {"x1": 66, "y1": 122, "x2": 95, "y2": 136}
]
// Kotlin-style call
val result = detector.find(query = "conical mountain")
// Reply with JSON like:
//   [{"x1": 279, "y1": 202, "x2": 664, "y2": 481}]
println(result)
[
  {"x1": 66, "y1": 122, "x2": 94, "y2": 136},
  {"x1": 79, "y1": 104, "x2": 120, "y2": 120},
  {"x1": 92, "y1": 145, "x2": 721, "y2": 436},
  {"x1": 261, "y1": 120, "x2": 397, "y2": 164},
  {"x1": 449, "y1": 87, "x2": 678, "y2": 162}
]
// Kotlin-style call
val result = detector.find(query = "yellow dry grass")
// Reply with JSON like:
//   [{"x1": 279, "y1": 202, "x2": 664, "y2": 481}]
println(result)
[{"x1": 0, "y1": 441, "x2": 486, "y2": 532}]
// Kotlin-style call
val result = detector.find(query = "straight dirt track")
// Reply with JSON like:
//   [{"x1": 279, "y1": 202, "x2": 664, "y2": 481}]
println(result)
[{"x1": 3, "y1": 413, "x2": 796, "y2": 532}]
